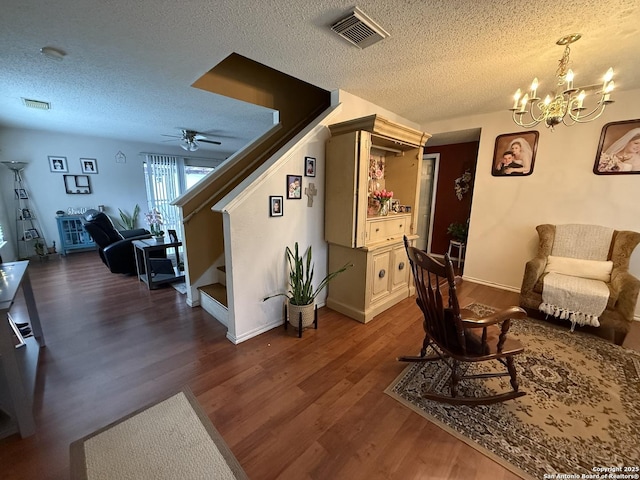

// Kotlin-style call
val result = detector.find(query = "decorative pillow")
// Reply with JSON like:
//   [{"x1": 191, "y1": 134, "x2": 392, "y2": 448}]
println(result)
[{"x1": 544, "y1": 255, "x2": 613, "y2": 283}]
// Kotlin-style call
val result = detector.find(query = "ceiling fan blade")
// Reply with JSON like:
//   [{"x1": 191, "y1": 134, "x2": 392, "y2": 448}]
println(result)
[
  {"x1": 198, "y1": 139, "x2": 222, "y2": 145},
  {"x1": 161, "y1": 134, "x2": 181, "y2": 138}
]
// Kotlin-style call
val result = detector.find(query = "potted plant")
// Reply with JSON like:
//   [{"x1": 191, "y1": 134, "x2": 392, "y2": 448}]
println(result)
[
  {"x1": 117, "y1": 204, "x2": 140, "y2": 230},
  {"x1": 263, "y1": 242, "x2": 351, "y2": 329},
  {"x1": 447, "y1": 221, "x2": 469, "y2": 243}
]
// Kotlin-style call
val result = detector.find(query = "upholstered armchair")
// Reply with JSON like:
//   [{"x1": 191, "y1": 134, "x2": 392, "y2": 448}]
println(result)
[
  {"x1": 82, "y1": 210, "x2": 152, "y2": 274},
  {"x1": 520, "y1": 224, "x2": 640, "y2": 345}
]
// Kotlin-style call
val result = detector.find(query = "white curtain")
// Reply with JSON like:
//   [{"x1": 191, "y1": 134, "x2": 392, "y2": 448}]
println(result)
[{"x1": 143, "y1": 154, "x2": 182, "y2": 238}]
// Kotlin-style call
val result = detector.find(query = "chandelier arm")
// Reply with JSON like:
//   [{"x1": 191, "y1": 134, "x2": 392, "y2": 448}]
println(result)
[
  {"x1": 566, "y1": 103, "x2": 610, "y2": 124},
  {"x1": 512, "y1": 110, "x2": 541, "y2": 129}
]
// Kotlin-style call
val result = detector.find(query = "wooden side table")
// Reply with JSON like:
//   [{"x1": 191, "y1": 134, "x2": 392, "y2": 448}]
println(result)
[
  {"x1": 447, "y1": 240, "x2": 466, "y2": 268},
  {"x1": 132, "y1": 239, "x2": 185, "y2": 290}
]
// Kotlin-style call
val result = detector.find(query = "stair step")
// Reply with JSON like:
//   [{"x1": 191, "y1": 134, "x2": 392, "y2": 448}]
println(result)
[{"x1": 199, "y1": 283, "x2": 227, "y2": 307}]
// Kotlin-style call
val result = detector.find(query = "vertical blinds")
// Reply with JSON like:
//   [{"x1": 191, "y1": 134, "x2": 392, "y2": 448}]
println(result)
[{"x1": 143, "y1": 154, "x2": 181, "y2": 238}]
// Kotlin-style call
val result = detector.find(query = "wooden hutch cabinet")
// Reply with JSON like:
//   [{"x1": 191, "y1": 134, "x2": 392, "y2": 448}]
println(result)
[{"x1": 325, "y1": 115, "x2": 430, "y2": 323}]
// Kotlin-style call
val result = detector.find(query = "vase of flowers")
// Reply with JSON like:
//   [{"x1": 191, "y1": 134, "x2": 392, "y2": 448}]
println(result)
[
  {"x1": 372, "y1": 189, "x2": 393, "y2": 216},
  {"x1": 145, "y1": 208, "x2": 165, "y2": 241}
]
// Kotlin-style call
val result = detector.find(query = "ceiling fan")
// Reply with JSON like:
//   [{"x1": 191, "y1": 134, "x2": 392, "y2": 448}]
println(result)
[{"x1": 162, "y1": 129, "x2": 221, "y2": 152}]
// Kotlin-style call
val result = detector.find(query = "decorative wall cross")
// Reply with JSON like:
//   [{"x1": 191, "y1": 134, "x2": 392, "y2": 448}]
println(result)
[{"x1": 305, "y1": 183, "x2": 317, "y2": 207}]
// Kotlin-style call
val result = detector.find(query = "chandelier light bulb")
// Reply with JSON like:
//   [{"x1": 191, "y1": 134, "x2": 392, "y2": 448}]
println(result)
[
  {"x1": 530, "y1": 78, "x2": 539, "y2": 98},
  {"x1": 576, "y1": 90, "x2": 586, "y2": 109},
  {"x1": 543, "y1": 95, "x2": 551, "y2": 105},
  {"x1": 604, "y1": 68, "x2": 614, "y2": 82},
  {"x1": 520, "y1": 94, "x2": 529, "y2": 112},
  {"x1": 566, "y1": 69, "x2": 575, "y2": 90},
  {"x1": 512, "y1": 89, "x2": 522, "y2": 109},
  {"x1": 605, "y1": 81, "x2": 615, "y2": 94}
]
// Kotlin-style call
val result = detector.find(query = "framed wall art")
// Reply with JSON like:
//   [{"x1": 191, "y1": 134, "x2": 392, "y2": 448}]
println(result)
[
  {"x1": 81, "y1": 158, "x2": 98, "y2": 174},
  {"x1": 286, "y1": 174, "x2": 302, "y2": 199},
  {"x1": 304, "y1": 156, "x2": 316, "y2": 177},
  {"x1": 49, "y1": 156, "x2": 68, "y2": 173},
  {"x1": 269, "y1": 196, "x2": 283, "y2": 217},
  {"x1": 593, "y1": 119, "x2": 640, "y2": 174},
  {"x1": 491, "y1": 131, "x2": 538, "y2": 176},
  {"x1": 64, "y1": 175, "x2": 92, "y2": 194}
]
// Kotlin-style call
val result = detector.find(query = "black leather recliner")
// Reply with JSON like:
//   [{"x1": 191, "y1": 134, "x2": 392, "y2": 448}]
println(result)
[{"x1": 82, "y1": 210, "x2": 152, "y2": 274}]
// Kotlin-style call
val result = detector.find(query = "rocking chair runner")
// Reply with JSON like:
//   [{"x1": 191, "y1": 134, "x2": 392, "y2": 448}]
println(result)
[{"x1": 400, "y1": 238, "x2": 527, "y2": 405}]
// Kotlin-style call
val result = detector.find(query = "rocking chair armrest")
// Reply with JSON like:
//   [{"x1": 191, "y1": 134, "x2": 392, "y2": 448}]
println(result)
[{"x1": 460, "y1": 306, "x2": 527, "y2": 328}]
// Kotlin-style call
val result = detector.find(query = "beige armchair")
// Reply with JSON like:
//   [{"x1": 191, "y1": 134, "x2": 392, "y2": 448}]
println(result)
[{"x1": 520, "y1": 224, "x2": 640, "y2": 345}]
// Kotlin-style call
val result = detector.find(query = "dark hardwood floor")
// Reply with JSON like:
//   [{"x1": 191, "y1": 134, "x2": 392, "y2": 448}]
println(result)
[{"x1": 1, "y1": 252, "x2": 638, "y2": 479}]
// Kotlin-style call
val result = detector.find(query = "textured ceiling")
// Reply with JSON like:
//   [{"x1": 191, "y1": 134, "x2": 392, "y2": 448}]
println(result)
[{"x1": 1, "y1": 0, "x2": 639, "y2": 155}]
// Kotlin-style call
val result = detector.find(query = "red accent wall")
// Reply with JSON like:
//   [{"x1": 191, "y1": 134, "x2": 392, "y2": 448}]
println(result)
[{"x1": 425, "y1": 141, "x2": 479, "y2": 255}]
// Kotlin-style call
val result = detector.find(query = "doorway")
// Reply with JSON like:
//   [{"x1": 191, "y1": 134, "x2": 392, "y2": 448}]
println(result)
[{"x1": 420, "y1": 141, "x2": 479, "y2": 272}]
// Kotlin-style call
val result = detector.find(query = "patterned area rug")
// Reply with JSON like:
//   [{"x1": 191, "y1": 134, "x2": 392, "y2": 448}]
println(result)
[{"x1": 385, "y1": 304, "x2": 640, "y2": 480}]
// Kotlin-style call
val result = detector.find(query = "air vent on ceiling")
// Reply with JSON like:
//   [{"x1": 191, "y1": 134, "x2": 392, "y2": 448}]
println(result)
[
  {"x1": 330, "y1": 6, "x2": 389, "y2": 49},
  {"x1": 22, "y1": 98, "x2": 51, "y2": 110}
]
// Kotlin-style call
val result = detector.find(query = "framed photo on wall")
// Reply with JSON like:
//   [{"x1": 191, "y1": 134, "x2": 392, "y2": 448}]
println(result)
[
  {"x1": 491, "y1": 131, "x2": 538, "y2": 176},
  {"x1": 81, "y1": 158, "x2": 98, "y2": 174},
  {"x1": 593, "y1": 119, "x2": 640, "y2": 174},
  {"x1": 269, "y1": 196, "x2": 283, "y2": 217},
  {"x1": 167, "y1": 229, "x2": 179, "y2": 242},
  {"x1": 49, "y1": 156, "x2": 68, "y2": 173},
  {"x1": 286, "y1": 174, "x2": 302, "y2": 199},
  {"x1": 304, "y1": 156, "x2": 316, "y2": 177},
  {"x1": 15, "y1": 188, "x2": 28, "y2": 199}
]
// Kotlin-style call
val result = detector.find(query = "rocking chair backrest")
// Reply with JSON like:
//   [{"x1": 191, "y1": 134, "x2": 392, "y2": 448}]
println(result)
[{"x1": 403, "y1": 237, "x2": 467, "y2": 354}]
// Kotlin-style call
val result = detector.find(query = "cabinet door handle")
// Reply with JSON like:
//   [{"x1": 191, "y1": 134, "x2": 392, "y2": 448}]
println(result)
[
  {"x1": 378, "y1": 269, "x2": 386, "y2": 278},
  {"x1": 398, "y1": 262, "x2": 405, "y2": 270},
  {"x1": 399, "y1": 224, "x2": 403, "y2": 228},
  {"x1": 375, "y1": 228, "x2": 380, "y2": 232}
]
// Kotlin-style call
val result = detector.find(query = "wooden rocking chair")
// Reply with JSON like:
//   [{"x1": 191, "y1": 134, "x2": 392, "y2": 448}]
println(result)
[{"x1": 399, "y1": 237, "x2": 527, "y2": 405}]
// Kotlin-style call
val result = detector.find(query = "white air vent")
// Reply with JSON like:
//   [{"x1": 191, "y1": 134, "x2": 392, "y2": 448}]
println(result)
[
  {"x1": 22, "y1": 98, "x2": 51, "y2": 110},
  {"x1": 331, "y1": 6, "x2": 389, "y2": 49}
]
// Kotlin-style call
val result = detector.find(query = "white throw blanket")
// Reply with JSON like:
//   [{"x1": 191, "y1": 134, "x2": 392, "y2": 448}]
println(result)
[{"x1": 540, "y1": 272, "x2": 609, "y2": 329}]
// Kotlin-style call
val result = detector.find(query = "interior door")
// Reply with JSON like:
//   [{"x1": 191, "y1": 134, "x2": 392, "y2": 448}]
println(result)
[{"x1": 416, "y1": 153, "x2": 439, "y2": 252}]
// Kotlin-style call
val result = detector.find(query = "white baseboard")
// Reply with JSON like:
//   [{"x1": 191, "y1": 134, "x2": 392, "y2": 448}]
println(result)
[
  {"x1": 228, "y1": 319, "x2": 283, "y2": 344},
  {"x1": 462, "y1": 275, "x2": 520, "y2": 294}
]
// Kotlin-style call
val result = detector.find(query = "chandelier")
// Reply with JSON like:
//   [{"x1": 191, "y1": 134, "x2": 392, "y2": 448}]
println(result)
[{"x1": 510, "y1": 34, "x2": 615, "y2": 131}]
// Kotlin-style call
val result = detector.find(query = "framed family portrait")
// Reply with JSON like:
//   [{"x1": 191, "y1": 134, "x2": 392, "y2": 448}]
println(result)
[
  {"x1": 81, "y1": 158, "x2": 98, "y2": 174},
  {"x1": 593, "y1": 119, "x2": 640, "y2": 175},
  {"x1": 269, "y1": 195, "x2": 283, "y2": 217},
  {"x1": 49, "y1": 156, "x2": 68, "y2": 173},
  {"x1": 304, "y1": 156, "x2": 316, "y2": 177},
  {"x1": 491, "y1": 131, "x2": 538, "y2": 177},
  {"x1": 286, "y1": 174, "x2": 302, "y2": 199}
]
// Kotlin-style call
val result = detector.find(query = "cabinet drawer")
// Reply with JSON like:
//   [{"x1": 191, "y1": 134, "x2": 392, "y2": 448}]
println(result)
[{"x1": 366, "y1": 216, "x2": 409, "y2": 244}]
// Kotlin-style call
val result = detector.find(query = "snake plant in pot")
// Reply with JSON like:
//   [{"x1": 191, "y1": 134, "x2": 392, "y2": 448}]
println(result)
[{"x1": 263, "y1": 242, "x2": 352, "y2": 329}]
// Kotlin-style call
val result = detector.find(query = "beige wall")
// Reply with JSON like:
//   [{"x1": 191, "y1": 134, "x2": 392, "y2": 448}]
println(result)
[{"x1": 422, "y1": 88, "x2": 640, "y2": 317}]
